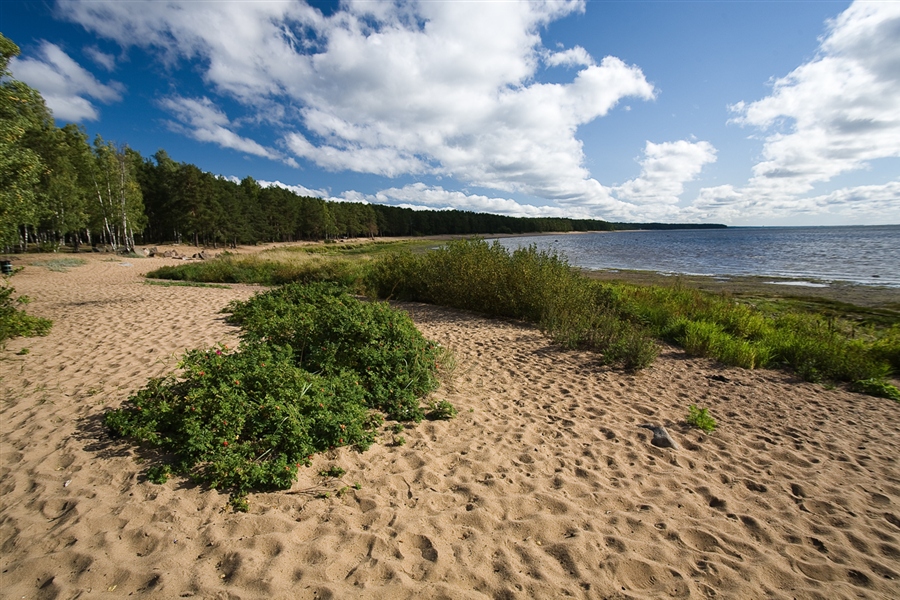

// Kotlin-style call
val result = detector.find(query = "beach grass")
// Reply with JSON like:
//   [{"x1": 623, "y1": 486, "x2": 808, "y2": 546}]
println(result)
[
  {"x1": 31, "y1": 257, "x2": 88, "y2": 272},
  {"x1": 146, "y1": 252, "x2": 363, "y2": 287},
  {"x1": 144, "y1": 238, "x2": 899, "y2": 398},
  {"x1": 143, "y1": 280, "x2": 232, "y2": 289}
]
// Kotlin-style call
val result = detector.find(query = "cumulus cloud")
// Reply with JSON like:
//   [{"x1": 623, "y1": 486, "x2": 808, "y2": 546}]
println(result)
[
  {"x1": 691, "y1": 179, "x2": 900, "y2": 225},
  {"x1": 160, "y1": 96, "x2": 298, "y2": 166},
  {"x1": 58, "y1": 0, "x2": 657, "y2": 214},
  {"x1": 728, "y1": 1, "x2": 900, "y2": 200},
  {"x1": 9, "y1": 40, "x2": 123, "y2": 121},
  {"x1": 615, "y1": 140, "x2": 717, "y2": 205},
  {"x1": 545, "y1": 46, "x2": 594, "y2": 68},
  {"x1": 257, "y1": 179, "x2": 329, "y2": 199}
]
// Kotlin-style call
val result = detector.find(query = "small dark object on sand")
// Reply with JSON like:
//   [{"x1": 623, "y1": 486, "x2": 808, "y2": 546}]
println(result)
[{"x1": 639, "y1": 424, "x2": 678, "y2": 449}]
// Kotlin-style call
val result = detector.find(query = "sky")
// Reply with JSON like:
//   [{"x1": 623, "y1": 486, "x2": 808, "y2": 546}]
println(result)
[{"x1": 3, "y1": 0, "x2": 899, "y2": 226}]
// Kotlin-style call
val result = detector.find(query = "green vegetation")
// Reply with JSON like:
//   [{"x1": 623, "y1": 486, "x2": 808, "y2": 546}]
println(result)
[
  {"x1": 105, "y1": 283, "x2": 444, "y2": 509},
  {"x1": 225, "y1": 282, "x2": 441, "y2": 420},
  {"x1": 686, "y1": 405, "x2": 717, "y2": 433},
  {"x1": 147, "y1": 251, "x2": 363, "y2": 287},
  {"x1": 145, "y1": 238, "x2": 899, "y2": 399},
  {"x1": 2, "y1": 34, "x2": 145, "y2": 253},
  {"x1": 143, "y1": 280, "x2": 231, "y2": 289},
  {"x1": 31, "y1": 257, "x2": 88, "y2": 272},
  {"x1": 319, "y1": 466, "x2": 346, "y2": 479},
  {"x1": 851, "y1": 378, "x2": 900, "y2": 402},
  {"x1": 426, "y1": 399, "x2": 458, "y2": 420},
  {"x1": 1, "y1": 278, "x2": 52, "y2": 348},
  {"x1": 365, "y1": 239, "x2": 658, "y2": 370}
]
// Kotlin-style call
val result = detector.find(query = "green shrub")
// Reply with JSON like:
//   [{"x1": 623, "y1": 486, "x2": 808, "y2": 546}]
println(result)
[
  {"x1": 686, "y1": 405, "x2": 717, "y2": 432},
  {"x1": 319, "y1": 466, "x2": 346, "y2": 479},
  {"x1": 105, "y1": 342, "x2": 377, "y2": 498},
  {"x1": 226, "y1": 282, "x2": 441, "y2": 421},
  {"x1": 106, "y1": 282, "x2": 442, "y2": 508},
  {"x1": 851, "y1": 378, "x2": 900, "y2": 402},
  {"x1": 870, "y1": 325, "x2": 900, "y2": 371},
  {"x1": 0, "y1": 279, "x2": 52, "y2": 347}
]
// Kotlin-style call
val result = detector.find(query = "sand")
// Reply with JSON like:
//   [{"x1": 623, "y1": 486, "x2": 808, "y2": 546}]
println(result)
[{"x1": 2, "y1": 251, "x2": 899, "y2": 599}]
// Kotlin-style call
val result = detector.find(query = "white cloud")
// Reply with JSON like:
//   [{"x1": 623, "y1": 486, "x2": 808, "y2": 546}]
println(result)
[
  {"x1": 160, "y1": 96, "x2": 298, "y2": 166},
  {"x1": 257, "y1": 179, "x2": 329, "y2": 199},
  {"x1": 9, "y1": 40, "x2": 123, "y2": 121},
  {"x1": 729, "y1": 1, "x2": 900, "y2": 199},
  {"x1": 615, "y1": 140, "x2": 717, "y2": 205},
  {"x1": 84, "y1": 46, "x2": 116, "y2": 71},
  {"x1": 59, "y1": 0, "x2": 656, "y2": 214},
  {"x1": 545, "y1": 46, "x2": 594, "y2": 68}
]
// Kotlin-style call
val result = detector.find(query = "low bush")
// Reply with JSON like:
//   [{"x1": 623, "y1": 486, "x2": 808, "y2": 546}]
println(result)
[
  {"x1": 0, "y1": 279, "x2": 52, "y2": 347},
  {"x1": 850, "y1": 378, "x2": 900, "y2": 402},
  {"x1": 426, "y1": 399, "x2": 458, "y2": 420},
  {"x1": 226, "y1": 282, "x2": 441, "y2": 421},
  {"x1": 146, "y1": 238, "x2": 897, "y2": 397},
  {"x1": 106, "y1": 283, "x2": 442, "y2": 509}
]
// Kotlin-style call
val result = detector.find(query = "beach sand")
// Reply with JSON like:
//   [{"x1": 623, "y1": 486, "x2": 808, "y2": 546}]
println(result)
[{"x1": 2, "y1": 251, "x2": 899, "y2": 599}]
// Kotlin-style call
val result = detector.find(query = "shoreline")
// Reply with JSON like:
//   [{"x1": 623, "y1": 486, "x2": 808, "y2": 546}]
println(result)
[{"x1": 581, "y1": 268, "x2": 900, "y2": 312}]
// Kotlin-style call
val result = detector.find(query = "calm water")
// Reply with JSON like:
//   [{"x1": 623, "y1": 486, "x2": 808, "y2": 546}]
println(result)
[{"x1": 492, "y1": 225, "x2": 900, "y2": 288}]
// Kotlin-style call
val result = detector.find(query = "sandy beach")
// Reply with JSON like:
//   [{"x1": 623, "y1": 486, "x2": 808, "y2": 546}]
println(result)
[{"x1": 2, "y1": 251, "x2": 899, "y2": 599}]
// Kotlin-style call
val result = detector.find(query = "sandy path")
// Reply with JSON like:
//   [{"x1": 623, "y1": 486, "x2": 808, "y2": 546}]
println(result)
[{"x1": 1, "y1": 253, "x2": 899, "y2": 599}]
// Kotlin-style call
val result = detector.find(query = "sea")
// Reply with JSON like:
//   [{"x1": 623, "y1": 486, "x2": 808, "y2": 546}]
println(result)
[{"x1": 490, "y1": 225, "x2": 900, "y2": 288}]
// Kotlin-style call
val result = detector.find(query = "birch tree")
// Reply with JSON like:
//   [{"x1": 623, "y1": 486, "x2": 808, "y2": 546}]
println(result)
[{"x1": 89, "y1": 136, "x2": 145, "y2": 252}]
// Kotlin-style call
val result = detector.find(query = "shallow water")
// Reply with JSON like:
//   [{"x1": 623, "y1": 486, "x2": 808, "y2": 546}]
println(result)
[{"x1": 492, "y1": 225, "x2": 900, "y2": 288}]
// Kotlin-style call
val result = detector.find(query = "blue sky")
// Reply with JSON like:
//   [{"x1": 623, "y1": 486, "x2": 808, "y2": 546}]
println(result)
[{"x1": 4, "y1": 1, "x2": 899, "y2": 226}]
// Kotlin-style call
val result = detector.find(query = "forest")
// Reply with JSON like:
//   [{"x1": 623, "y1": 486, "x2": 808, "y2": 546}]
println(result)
[{"x1": 1, "y1": 33, "x2": 723, "y2": 254}]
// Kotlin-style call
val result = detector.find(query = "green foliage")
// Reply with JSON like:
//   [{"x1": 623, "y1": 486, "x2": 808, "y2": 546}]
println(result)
[
  {"x1": 869, "y1": 325, "x2": 900, "y2": 371},
  {"x1": 147, "y1": 253, "x2": 362, "y2": 287},
  {"x1": 106, "y1": 341, "x2": 376, "y2": 502},
  {"x1": 143, "y1": 280, "x2": 231, "y2": 289},
  {"x1": 365, "y1": 239, "x2": 658, "y2": 370},
  {"x1": 0, "y1": 279, "x2": 52, "y2": 347},
  {"x1": 609, "y1": 282, "x2": 896, "y2": 389},
  {"x1": 426, "y1": 399, "x2": 458, "y2": 420},
  {"x1": 32, "y1": 258, "x2": 88, "y2": 272},
  {"x1": 686, "y1": 405, "x2": 717, "y2": 432},
  {"x1": 105, "y1": 283, "x2": 441, "y2": 508},
  {"x1": 226, "y1": 282, "x2": 441, "y2": 421},
  {"x1": 319, "y1": 466, "x2": 346, "y2": 479},
  {"x1": 146, "y1": 464, "x2": 171, "y2": 484},
  {"x1": 0, "y1": 34, "x2": 50, "y2": 248},
  {"x1": 851, "y1": 379, "x2": 900, "y2": 402}
]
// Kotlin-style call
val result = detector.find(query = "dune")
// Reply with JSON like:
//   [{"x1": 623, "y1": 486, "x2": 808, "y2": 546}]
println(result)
[{"x1": 1, "y1": 251, "x2": 898, "y2": 599}]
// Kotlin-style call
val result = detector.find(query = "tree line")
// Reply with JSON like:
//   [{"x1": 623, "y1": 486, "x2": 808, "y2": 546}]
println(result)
[{"x1": 1, "y1": 33, "x2": 723, "y2": 254}]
